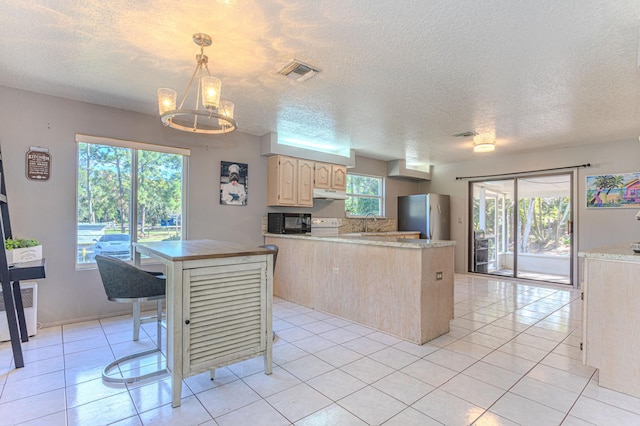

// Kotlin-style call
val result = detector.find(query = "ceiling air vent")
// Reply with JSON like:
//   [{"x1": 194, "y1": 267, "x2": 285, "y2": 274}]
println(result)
[
  {"x1": 278, "y1": 59, "x2": 320, "y2": 81},
  {"x1": 451, "y1": 130, "x2": 478, "y2": 138}
]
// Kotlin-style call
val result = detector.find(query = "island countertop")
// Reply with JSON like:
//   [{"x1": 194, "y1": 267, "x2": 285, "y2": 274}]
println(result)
[
  {"x1": 263, "y1": 232, "x2": 456, "y2": 249},
  {"x1": 578, "y1": 243, "x2": 640, "y2": 263},
  {"x1": 134, "y1": 239, "x2": 275, "y2": 261}
]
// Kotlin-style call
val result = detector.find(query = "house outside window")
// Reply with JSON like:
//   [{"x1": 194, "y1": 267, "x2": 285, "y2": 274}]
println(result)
[
  {"x1": 76, "y1": 135, "x2": 189, "y2": 267},
  {"x1": 345, "y1": 173, "x2": 385, "y2": 216}
]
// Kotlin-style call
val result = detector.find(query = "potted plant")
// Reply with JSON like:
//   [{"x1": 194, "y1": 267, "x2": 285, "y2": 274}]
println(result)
[{"x1": 5, "y1": 238, "x2": 42, "y2": 264}]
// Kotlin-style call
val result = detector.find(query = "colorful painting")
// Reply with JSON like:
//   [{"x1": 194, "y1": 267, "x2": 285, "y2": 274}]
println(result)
[{"x1": 586, "y1": 172, "x2": 640, "y2": 208}]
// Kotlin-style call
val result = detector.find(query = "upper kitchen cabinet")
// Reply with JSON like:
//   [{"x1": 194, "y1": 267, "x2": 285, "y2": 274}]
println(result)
[
  {"x1": 314, "y1": 162, "x2": 347, "y2": 191},
  {"x1": 267, "y1": 155, "x2": 314, "y2": 207}
]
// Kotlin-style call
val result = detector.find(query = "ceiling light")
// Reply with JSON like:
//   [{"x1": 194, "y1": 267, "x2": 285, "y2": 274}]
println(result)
[
  {"x1": 473, "y1": 140, "x2": 496, "y2": 153},
  {"x1": 157, "y1": 33, "x2": 237, "y2": 134}
]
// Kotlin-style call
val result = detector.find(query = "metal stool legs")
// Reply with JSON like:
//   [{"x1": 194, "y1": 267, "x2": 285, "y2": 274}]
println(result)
[{"x1": 102, "y1": 299, "x2": 168, "y2": 384}]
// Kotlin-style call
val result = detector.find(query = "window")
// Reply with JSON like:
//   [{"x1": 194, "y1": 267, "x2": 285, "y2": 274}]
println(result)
[
  {"x1": 76, "y1": 135, "x2": 189, "y2": 266},
  {"x1": 345, "y1": 173, "x2": 384, "y2": 216}
]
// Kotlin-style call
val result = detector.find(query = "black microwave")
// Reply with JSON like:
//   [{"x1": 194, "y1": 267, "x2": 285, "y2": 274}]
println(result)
[{"x1": 268, "y1": 213, "x2": 312, "y2": 234}]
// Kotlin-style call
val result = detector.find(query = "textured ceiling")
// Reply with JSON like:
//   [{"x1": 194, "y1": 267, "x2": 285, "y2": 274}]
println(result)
[{"x1": 0, "y1": 1, "x2": 639, "y2": 166}]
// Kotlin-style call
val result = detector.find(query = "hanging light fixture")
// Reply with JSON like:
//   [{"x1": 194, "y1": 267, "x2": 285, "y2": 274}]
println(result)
[{"x1": 157, "y1": 33, "x2": 237, "y2": 134}]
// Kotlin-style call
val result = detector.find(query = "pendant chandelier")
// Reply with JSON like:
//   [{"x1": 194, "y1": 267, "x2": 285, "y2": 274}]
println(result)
[{"x1": 157, "y1": 33, "x2": 237, "y2": 134}]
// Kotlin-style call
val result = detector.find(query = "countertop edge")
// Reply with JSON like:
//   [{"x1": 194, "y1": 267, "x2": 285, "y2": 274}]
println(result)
[
  {"x1": 263, "y1": 233, "x2": 456, "y2": 249},
  {"x1": 578, "y1": 243, "x2": 640, "y2": 263}
]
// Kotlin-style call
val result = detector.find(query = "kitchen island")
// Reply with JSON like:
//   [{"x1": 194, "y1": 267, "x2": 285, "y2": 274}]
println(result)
[
  {"x1": 134, "y1": 240, "x2": 275, "y2": 407},
  {"x1": 580, "y1": 243, "x2": 640, "y2": 397},
  {"x1": 264, "y1": 233, "x2": 455, "y2": 344}
]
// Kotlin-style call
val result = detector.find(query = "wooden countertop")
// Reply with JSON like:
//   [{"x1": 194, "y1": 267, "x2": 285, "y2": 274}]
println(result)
[
  {"x1": 134, "y1": 239, "x2": 275, "y2": 262},
  {"x1": 263, "y1": 233, "x2": 456, "y2": 249},
  {"x1": 578, "y1": 242, "x2": 640, "y2": 263}
]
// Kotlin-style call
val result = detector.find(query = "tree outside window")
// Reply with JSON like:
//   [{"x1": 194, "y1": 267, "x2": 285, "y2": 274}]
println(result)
[
  {"x1": 77, "y1": 142, "x2": 184, "y2": 265},
  {"x1": 345, "y1": 173, "x2": 384, "y2": 216}
]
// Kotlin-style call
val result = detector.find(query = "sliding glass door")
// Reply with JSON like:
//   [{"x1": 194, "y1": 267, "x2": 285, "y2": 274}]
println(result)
[{"x1": 470, "y1": 173, "x2": 573, "y2": 285}]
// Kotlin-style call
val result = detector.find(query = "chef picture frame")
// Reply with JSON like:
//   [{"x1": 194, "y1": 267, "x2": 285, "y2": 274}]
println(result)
[{"x1": 220, "y1": 161, "x2": 248, "y2": 206}]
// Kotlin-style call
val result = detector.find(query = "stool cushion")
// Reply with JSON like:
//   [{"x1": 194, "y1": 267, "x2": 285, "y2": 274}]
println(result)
[{"x1": 95, "y1": 255, "x2": 166, "y2": 300}]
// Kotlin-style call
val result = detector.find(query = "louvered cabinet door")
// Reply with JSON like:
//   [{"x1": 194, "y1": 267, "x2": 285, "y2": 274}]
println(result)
[{"x1": 182, "y1": 259, "x2": 267, "y2": 376}]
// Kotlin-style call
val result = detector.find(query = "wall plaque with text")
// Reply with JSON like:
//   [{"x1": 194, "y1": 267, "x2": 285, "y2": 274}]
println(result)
[{"x1": 26, "y1": 148, "x2": 51, "y2": 181}]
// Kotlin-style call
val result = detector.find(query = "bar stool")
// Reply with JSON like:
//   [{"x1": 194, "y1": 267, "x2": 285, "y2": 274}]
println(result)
[{"x1": 95, "y1": 254, "x2": 169, "y2": 383}]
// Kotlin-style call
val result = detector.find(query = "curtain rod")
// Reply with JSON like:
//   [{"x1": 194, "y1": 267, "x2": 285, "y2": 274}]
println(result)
[{"x1": 455, "y1": 163, "x2": 591, "y2": 180}]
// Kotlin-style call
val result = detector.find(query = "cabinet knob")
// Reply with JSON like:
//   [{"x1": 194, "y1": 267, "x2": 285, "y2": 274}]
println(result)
[{"x1": 185, "y1": 319, "x2": 190, "y2": 325}]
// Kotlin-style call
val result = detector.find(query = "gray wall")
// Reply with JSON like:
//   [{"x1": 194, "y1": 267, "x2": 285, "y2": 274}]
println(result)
[
  {"x1": 349, "y1": 156, "x2": 422, "y2": 219},
  {"x1": 1, "y1": 86, "x2": 270, "y2": 325},
  {"x1": 0, "y1": 86, "x2": 421, "y2": 325},
  {"x1": 422, "y1": 139, "x2": 640, "y2": 276}
]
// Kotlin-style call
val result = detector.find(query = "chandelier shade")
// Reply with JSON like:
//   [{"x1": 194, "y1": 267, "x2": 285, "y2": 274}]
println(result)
[
  {"x1": 201, "y1": 76, "x2": 221, "y2": 110},
  {"x1": 157, "y1": 33, "x2": 237, "y2": 134},
  {"x1": 157, "y1": 88, "x2": 177, "y2": 115}
]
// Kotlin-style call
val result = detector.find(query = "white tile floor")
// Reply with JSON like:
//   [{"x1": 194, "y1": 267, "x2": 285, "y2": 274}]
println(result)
[{"x1": 1, "y1": 273, "x2": 640, "y2": 425}]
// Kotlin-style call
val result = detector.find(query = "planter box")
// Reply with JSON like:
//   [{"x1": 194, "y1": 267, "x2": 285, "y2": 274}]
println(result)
[{"x1": 6, "y1": 245, "x2": 42, "y2": 264}]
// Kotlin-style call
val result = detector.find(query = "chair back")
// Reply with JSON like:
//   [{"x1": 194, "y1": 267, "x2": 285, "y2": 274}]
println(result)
[
  {"x1": 95, "y1": 255, "x2": 165, "y2": 301},
  {"x1": 259, "y1": 244, "x2": 278, "y2": 269}
]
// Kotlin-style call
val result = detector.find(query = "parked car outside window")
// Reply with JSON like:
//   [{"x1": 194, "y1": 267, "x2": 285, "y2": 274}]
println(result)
[{"x1": 93, "y1": 233, "x2": 131, "y2": 259}]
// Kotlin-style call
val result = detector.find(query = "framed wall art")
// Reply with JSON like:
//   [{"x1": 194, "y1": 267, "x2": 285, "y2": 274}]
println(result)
[
  {"x1": 220, "y1": 161, "x2": 248, "y2": 206},
  {"x1": 586, "y1": 172, "x2": 640, "y2": 208}
]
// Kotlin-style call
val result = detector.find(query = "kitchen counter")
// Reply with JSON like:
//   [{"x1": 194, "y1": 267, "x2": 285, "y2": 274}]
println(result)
[
  {"x1": 134, "y1": 240, "x2": 274, "y2": 407},
  {"x1": 264, "y1": 233, "x2": 455, "y2": 344},
  {"x1": 581, "y1": 242, "x2": 640, "y2": 397},
  {"x1": 578, "y1": 242, "x2": 640, "y2": 262},
  {"x1": 263, "y1": 232, "x2": 455, "y2": 249}
]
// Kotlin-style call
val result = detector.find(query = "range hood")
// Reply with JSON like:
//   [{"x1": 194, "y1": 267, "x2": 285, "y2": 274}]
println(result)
[{"x1": 313, "y1": 188, "x2": 347, "y2": 200}]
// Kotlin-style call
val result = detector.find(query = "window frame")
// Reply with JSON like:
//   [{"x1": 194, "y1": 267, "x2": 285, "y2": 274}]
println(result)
[
  {"x1": 75, "y1": 134, "x2": 190, "y2": 269},
  {"x1": 345, "y1": 172, "x2": 386, "y2": 218}
]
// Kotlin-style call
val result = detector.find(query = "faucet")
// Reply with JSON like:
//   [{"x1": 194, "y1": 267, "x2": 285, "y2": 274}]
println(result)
[{"x1": 364, "y1": 212, "x2": 377, "y2": 232}]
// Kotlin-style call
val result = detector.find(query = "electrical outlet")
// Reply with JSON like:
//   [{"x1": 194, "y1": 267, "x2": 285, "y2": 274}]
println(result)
[
  {"x1": 333, "y1": 267, "x2": 339, "y2": 275},
  {"x1": 458, "y1": 217, "x2": 463, "y2": 223},
  {"x1": 436, "y1": 271, "x2": 443, "y2": 280}
]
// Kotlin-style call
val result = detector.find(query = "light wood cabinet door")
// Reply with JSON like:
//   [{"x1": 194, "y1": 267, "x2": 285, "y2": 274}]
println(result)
[
  {"x1": 314, "y1": 162, "x2": 347, "y2": 190},
  {"x1": 297, "y1": 159, "x2": 314, "y2": 207},
  {"x1": 331, "y1": 165, "x2": 347, "y2": 191},
  {"x1": 314, "y1": 162, "x2": 332, "y2": 189},
  {"x1": 267, "y1": 155, "x2": 297, "y2": 206},
  {"x1": 267, "y1": 155, "x2": 313, "y2": 207}
]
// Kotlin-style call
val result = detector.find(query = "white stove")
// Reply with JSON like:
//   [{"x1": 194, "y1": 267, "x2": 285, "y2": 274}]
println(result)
[{"x1": 311, "y1": 217, "x2": 340, "y2": 236}]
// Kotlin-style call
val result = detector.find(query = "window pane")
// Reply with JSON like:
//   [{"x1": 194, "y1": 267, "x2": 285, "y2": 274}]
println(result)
[
  {"x1": 345, "y1": 174, "x2": 384, "y2": 216},
  {"x1": 346, "y1": 175, "x2": 381, "y2": 196},
  {"x1": 346, "y1": 196, "x2": 382, "y2": 216},
  {"x1": 137, "y1": 150, "x2": 183, "y2": 243},
  {"x1": 77, "y1": 142, "x2": 184, "y2": 266},
  {"x1": 77, "y1": 143, "x2": 132, "y2": 264}
]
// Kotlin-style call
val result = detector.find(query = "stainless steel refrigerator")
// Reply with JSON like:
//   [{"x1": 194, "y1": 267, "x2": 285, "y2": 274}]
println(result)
[{"x1": 397, "y1": 194, "x2": 450, "y2": 240}]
